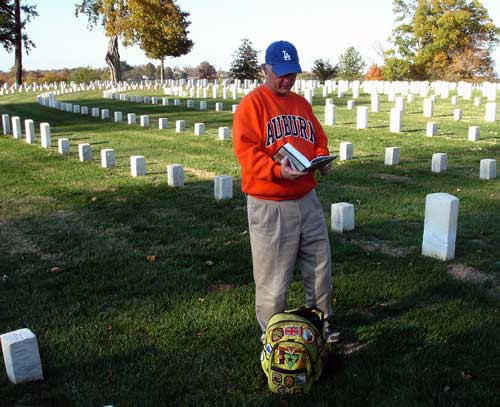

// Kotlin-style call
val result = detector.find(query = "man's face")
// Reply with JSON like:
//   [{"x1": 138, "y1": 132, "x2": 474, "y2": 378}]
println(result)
[{"x1": 265, "y1": 68, "x2": 297, "y2": 97}]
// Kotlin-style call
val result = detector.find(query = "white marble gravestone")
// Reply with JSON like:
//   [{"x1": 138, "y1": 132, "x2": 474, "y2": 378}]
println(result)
[
  {"x1": 215, "y1": 102, "x2": 224, "y2": 112},
  {"x1": 176, "y1": 120, "x2": 186, "y2": 132},
  {"x1": 114, "y1": 112, "x2": 123, "y2": 122},
  {"x1": 40, "y1": 123, "x2": 51, "y2": 148},
  {"x1": 422, "y1": 193, "x2": 459, "y2": 261},
  {"x1": 453, "y1": 109, "x2": 463, "y2": 121},
  {"x1": 140, "y1": 115, "x2": 150, "y2": 127},
  {"x1": 200, "y1": 100, "x2": 207, "y2": 110},
  {"x1": 2, "y1": 113, "x2": 11, "y2": 135},
  {"x1": 385, "y1": 147, "x2": 400, "y2": 166},
  {"x1": 468, "y1": 126, "x2": 480, "y2": 141},
  {"x1": 390, "y1": 108, "x2": 402, "y2": 133},
  {"x1": 11, "y1": 116, "x2": 22, "y2": 139},
  {"x1": 426, "y1": 122, "x2": 438, "y2": 137},
  {"x1": 159, "y1": 118, "x2": 168, "y2": 129},
  {"x1": 1, "y1": 328, "x2": 43, "y2": 384},
  {"x1": 324, "y1": 104, "x2": 336, "y2": 125},
  {"x1": 131, "y1": 156, "x2": 146, "y2": 176},
  {"x1": 485, "y1": 102, "x2": 496, "y2": 122},
  {"x1": 101, "y1": 109, "x2": 110, "y2": 120},
  {"x1": 432, "y1": 153, "x2": 448, "y2": 173},
  {"x1": 58, "y1": 138, "x2": 69, "y2": 155},
  {"x1": 423, "y1": 98, "x2": 433, "y2": 118},
  {"x1": 194, "y1": 123, "x2": 205, "y2": 135},
  {"x1": 331, "y1": 202, "x2": 355, "y2": 233},
  {"x1": 356, "y1": 106, "x2": 368, "y2": 129},
  {"x1": 218, "y1": 127, "x2": 230, "y2": 140},
  {"x1": 339, "y1": 142, "x2": 353, "y2": 160},
  {"x1": 480, "y1": 159, "x2": 496, "y2": 180},
  {"x1": 24, "y1": 119, "x2": 35, "y2": 144},
  {"x1": 167, "y1": 164, "x2": 184, "y2": 187},
  {"x1": 127, "y1": 113, "x2": 136, "y2": 125},
  {"x1": 78, "y1": 143, "x2": 92, "y2": 161},
  {"x1": 101, "y1": 149, "x2": 115, "y2": 168},
  {"x1": 214, "y1": 175, "x2": 233, "y2": 200}
]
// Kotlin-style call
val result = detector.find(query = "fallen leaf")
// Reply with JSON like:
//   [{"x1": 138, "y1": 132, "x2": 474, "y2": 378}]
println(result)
[
  {"x1": 91, "y1": 196, "x2": 97, "y2": 202},
  {"x1": 146, "y1": 255, "x2": 158, "y2": 263},
  {"x1": 456, "y1": 188, "x2": 461, "y2": 192},
  {"x1": 240, "y1": 230, "x2": 248, "y2": 235},
  {"x1": 50, "y1": 267, "x2": 63, "y2": 273},
  {"x1": 197, "y1": 297, "x2": 205, "y2": 303},
  {"x1": 444, "y1": 385, "x2": 450, "y2": 393},
  {"x1": 205, "y1": 260, "x2": 214, "y2": 266}
]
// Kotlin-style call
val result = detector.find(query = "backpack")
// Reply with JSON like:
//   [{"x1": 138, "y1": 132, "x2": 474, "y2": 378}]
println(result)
[{"x1": 260, "y1": 307, "x2": 328, "y2": 394}]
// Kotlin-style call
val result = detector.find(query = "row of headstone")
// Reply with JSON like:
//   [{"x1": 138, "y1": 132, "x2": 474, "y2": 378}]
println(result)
[{"x1": 331, "y1": 191, "x2": 461, "y2": 261}]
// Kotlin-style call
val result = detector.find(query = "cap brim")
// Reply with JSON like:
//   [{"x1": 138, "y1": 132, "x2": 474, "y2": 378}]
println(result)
[{"x1": 272, "y1": 63, "x2": 302, "y2": 77}]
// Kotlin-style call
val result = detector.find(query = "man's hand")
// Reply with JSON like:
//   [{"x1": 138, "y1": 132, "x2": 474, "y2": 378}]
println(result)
[
  {"x1": 280, "y1": 157, "x2": 306, "y2": 180},
  {"x1": 319, "y1": 162, "x2": 332, "y2": 176}
]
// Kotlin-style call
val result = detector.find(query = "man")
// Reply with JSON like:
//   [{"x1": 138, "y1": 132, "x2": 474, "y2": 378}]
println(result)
[{"x1": 233, "y1": 40, "x2": 337, "y2": 342}]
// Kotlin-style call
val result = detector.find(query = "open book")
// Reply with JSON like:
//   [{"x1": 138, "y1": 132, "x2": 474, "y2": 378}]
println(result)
[{"x1": 272, "y1": 143, "x2": 337, "y2": 172}]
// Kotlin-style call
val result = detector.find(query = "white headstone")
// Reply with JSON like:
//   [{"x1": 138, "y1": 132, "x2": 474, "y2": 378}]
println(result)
[
  {"x1": 324, "y1": 104, "x2": 336, "y2": 125},
  {"x1": 331, "y1": 202, "x2": 355, "y2": 233},
  {"x1": 214, "y1": 175, "x2": 233, "y2": 200},
  {"x1": 426, "y1": 122, "x2": 438, "y2": 137},
  {"x1": 127, "y1": 113, "x2": 136, "y2": 125},
  {"x1": 73, "y1": 105, "x2": 80, "y2": 114},
  {"x1": 140, "y1": 115, "x2": 150, "y2": 127},
  {"x1": 114, "y1": 112, "x2": 123, "y2": 122},
  {"x1": 58, "y1": 138, "x2": 69, "y2": 155},
  {"x1": 200, "y1": 100, "x2": 207, "y2": 110},
  {"x1": 395, "y1": 96, "x2": 405, "y2": 112},
  {"x1": 159, "y1": 118, "x2": 168, "y2": 129},
  {"x1": 432, "y1": 153, "x2": 448, "y2": 173},
  {"x1": 485, "y1": 102, "x2": 496, "y2": 122},
  {"x1": 187, "y1": 100, "x2": 194, "y2": 108},
  {"x1": 423, "y1": 98, "x2": 433, "y2": 118},
  {"x1": 371, "y1": 93, "x2": 380, "y2": 112},
  {"x1": 218, "y1": 127, "x2": 230, "y2": 140},
  {"x1": 81, "y1": 106, "x2": 89, "y2": 115},
  {"x1": 174, "y1": 99, "x2": 180, "y2": 106},
  {"x1": 2, "y1": 113, "x2": 10, "y2": 135},
  {"x1": 101, "y1": 109, "x2": 110, "y2": 120},
  {"x1": 390, "y1": 108, "x2": 402, "y2": 133},
  {"x1": 232, "y1": 104, "x2": 238, "y2": 113},
  {"x1": 356, "y1": 106, "x2": 368, "y2": 129},
  {"x1": 176, "y1": 120, "x2": 186, "y2": 132},
  {"x1": 101, "y1": 149, "x2": 115, "y2": 168},
  {"x1": 131, "y1": 155, "x2": 146, "y2": 176},
  {"x1": 194, "y1": 123, "x2": 205, "y2": 135},
  {"x1": 453, "y1": 109, "x2": 463, "y2": 121},
  {"x1": 451, "y1": 95, "x2": 458, "y2": 105},
  {"x1": 0, "y1": 328, "x2": 43, "y2": 384},
  {"x1": 347, "y1": 100, "x2": 355, "y2": 110},
  {"x1": 215, "y1": 102, "x2": 223, "y2": 112},
  {"x1": 91, "y1": 107, "x2": 99, "y2": 118},
  {"x1": 422, "y1": 193, "x2": 459, "y2": 261},
  {"x1": 78, "y1": 143, "x2": 92, "y2": 161},
  {"x1": 468, "y1": 126, "x2": 480, "y2": 141},
  {"x1": 480, "y1": 159, "x2": 496, "y2": 180},
  {"x1": 24, "y1": 119, "x2": 35, "y2": 144},
  {"x1": 11, "y1": 116, "x2": 22, "y2": 139},
  {"x1": 473, "y1": 97, "x2": 481, "y2": 107},
  {"x1": 40, "y1": 123, "x2": 51, "y2": 148},
  {"x1": 162, "y1": 97, "x2": 169, "y2": 106},
  {"x1": 167, "y1": 164, "x2": 184, "y2": 187},
  {"x1": 385, "y1": 147, "x2": 400, "y2": 166},
  {"x1": 339, "y1": 141, "x2": 353, "y2": 160}
]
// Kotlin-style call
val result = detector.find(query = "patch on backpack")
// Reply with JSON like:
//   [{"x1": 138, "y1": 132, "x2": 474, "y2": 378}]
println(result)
[
  {"x1": 272, "y1": 372, "x2": 282, "y2": 385},
  {"x1": 271, "y1": 327, "x2": 284, "y2": 342}
]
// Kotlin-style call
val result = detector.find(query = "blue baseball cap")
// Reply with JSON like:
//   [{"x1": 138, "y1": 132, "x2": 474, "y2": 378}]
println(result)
[{"x1": 265, "y1": 40, "x2": 302, "y2": 77}]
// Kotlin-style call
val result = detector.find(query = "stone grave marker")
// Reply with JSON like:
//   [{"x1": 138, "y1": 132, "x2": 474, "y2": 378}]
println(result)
[
  {"x1": 40, "y1": 123, "x2": 51, "y2": 148},
  {"x1": 214, "y1": 175, "x2": 233, "y2": 200},
  {"x1": 432, "y1": 153, "x2": 447, "y2": 173},
  {"x1": 2, "y1": 113, "x2": 10, "y2": 135},
  {"x1": 127, "y1": 113, "x2": 136, "y2": 125},
  {"x1": 339, "y1": 142, "x2": 353, "y2": 160},
  {"x1": 331, "y1": 202, "x2": 355, "y2": 233},
  {"x1": 11, "y1": 116, "x2": 22, "y2": 139},
  {"x1": 101, "y1": 149, "x2": 115, "y2": 168},
  {"x1": 426, "y1": 122, "x2": 438, "y2": 137},
  {"x1": 218, "y1": 127, "x2": 230, "y2": 140},
  {"x1": 468, "y1": 126, "x2": 480, "y2": 141},
  {"x1": 78, "y1": 143, "x2": 92, "y2": 161},
  {"x1": 194, "y1": 123, "x2": 205, "y2": 135},
  {"x1": 480, "y1": 159, "x2": 496, "y2": 180},
  {"x1": 176, "y1": 120, "x2": 186, "y2": 132},
  {"x1": 159, "y1": 118, "x2": 168, "y2": 129},
  {"x1": 356, "y1": 106, "x2": 368, "y2": 129},
  {"x1": 215, "y1": 102, "x2": 224, "y2": 112},
  {"x1": 140, "y1": 115, "x2": 150, "y2": 127},
  {"x1": 390, "y1": 108, "x2": 402, "y2": 133},
  {"x1": 114, "y1": 112, "x2": 123, "y2": 122},
  {"x1": 25, "y1": 119, "x2": 35, "y2": 144},
  {"x1": 131, "y1": 156, "x2": 146, "y2": 176},
  {"x1": 385, "y1": 147, "x2": 400, "y2": 165},
  {"x1": 167, "y1": 164, "x2": 184, "y2": 187},
  {"x1": 58, "y1": 138, "x2": 69, "y2": 155},
  {"x1": 0, "y1": 328, "x2": 43, "y2": 384},
  {"x1": 422, "y1": 192, "x2": 459, "y2": 261},
  {"x1": 325, "y1": 104, "x2": 336, "y2": 126}
]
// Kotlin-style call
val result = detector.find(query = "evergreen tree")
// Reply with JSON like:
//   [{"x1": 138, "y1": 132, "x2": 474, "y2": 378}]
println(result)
[
  {"x1": 0, "y1": 0, "x2": 38, "y2": 85},
  {"x1": 311, "y1": 59, "x2": 338, "y2": 82},
  {"x1": 230, "y1": 38, "x2": 260, "y2": 80},
  {"x1": 337, "y1": 47, "x2": 366, "y2": 80}
]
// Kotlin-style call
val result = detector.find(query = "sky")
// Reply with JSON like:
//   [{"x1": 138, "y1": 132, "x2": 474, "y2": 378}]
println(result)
[{"x1": 0, "y1": 0, "x2": 499, "y2": 75}]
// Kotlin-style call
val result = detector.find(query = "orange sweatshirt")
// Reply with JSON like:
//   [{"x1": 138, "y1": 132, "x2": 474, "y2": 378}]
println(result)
[{"x1": 233, "y1": 85, "x2": 330, "y2": 201}]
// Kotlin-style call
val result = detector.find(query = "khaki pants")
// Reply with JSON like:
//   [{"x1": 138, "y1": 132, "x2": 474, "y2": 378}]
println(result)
[{"x1": 247, "y1": 190, "x2": 333, "y2": 332}]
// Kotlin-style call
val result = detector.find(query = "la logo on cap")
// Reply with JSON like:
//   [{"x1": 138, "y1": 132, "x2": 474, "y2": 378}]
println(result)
[{"x1": 282, "y1": 50, "x2": 291, "y2": 61}]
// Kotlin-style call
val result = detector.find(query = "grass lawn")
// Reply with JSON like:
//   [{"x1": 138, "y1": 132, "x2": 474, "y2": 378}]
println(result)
[{"x1": 0, "y1": 85, "x2": 499, "y2": 407}]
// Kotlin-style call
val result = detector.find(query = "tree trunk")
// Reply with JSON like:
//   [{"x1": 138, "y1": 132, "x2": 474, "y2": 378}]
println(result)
[
  {"x1": 14, "y1": 0, "x2": 22, "y2": 85},
  {"x1": 105, "y1": 35, "x2": 121, "y2": 84},
  {"x1": 160, "y1": 57, "x2": 164, "y2": 82}
]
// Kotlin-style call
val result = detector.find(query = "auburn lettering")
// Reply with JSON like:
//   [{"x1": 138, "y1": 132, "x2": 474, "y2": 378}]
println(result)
[{"x1": 265, "y1": 114, "x2": 315, "y2": 147}]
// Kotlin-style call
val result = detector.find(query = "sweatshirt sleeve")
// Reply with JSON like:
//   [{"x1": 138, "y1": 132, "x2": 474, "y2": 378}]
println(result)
[{"x1": 233, "y1": 97, "x2": 283, "y2": 180}]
